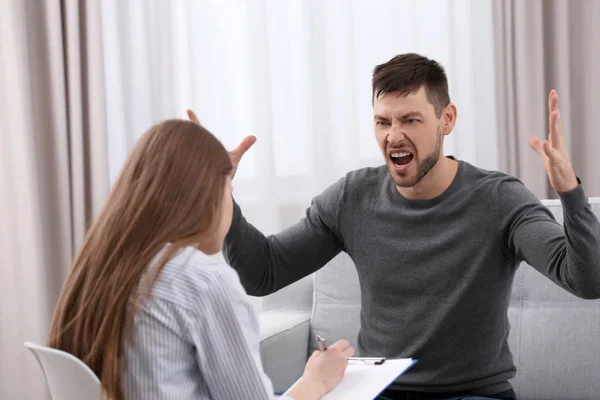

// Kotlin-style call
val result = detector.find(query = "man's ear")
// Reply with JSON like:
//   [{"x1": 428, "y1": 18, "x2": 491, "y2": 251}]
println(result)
[{"x1": 442, "y1": 103, "x2": 457, "y2": 135}]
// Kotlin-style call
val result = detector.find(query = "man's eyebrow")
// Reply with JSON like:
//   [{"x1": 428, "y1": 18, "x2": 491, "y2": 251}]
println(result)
[
  {"x1": 374, "y1": 112, "x2": 424, "y2": 120},
  {"x1": 398, "y1": 111, "x2": 424, "y2": 119}
]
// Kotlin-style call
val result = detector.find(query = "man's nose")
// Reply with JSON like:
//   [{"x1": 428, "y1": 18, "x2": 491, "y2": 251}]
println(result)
[{"x1": 387, "y1": 123, "x2": 405, "y2": 144}]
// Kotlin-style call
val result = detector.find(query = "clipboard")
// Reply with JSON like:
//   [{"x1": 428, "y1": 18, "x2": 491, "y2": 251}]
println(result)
[
  {"x1": 284, "y1": 335, "x2": 417, "y2": 399},
  {"x1": 283, "y1": 358, "x2": 417, "y2": 400}
]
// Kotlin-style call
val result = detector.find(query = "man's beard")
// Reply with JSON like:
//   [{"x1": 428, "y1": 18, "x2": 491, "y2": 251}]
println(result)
[{"x1": 391, "y1": 127, "x2": 443, "y2": 188}]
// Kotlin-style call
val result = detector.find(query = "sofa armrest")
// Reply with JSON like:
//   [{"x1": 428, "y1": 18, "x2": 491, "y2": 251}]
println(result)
[{"x1": 259, "y1": 310, "x2": 311, "y2": 393}]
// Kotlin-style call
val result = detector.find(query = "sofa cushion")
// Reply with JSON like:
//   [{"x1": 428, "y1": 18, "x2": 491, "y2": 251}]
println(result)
[
  {"x1": 508, "y1": 199, "x2": 600, "y2": 399},
  {"x1": 310, "y1": 252, "x2": 361, "y2": 352},
  {"x1": 260, "y1": 310, "x2": 311, "y2": 393}
]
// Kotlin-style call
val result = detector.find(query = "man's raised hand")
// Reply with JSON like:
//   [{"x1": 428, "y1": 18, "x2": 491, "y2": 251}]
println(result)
[
  {"x1": 187, "y1": 109, "x2": 256, "y2": 179},
  {"x1": 528, "y1": 90, "x2": 579, "y2": 193}
]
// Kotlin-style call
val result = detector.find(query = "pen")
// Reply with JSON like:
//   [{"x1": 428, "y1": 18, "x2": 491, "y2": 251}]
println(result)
[
  {"x1": 315, "y1": 334, "x2": 327, "y2": 351},
  {"x1": 315, "y1": 336, "x2": 385, "y2": 364}
]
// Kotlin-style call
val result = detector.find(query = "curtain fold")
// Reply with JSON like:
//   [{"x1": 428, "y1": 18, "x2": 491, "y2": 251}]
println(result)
[
  {"x1": 0, "y1": 1, "x2": 108, "y2": 398},
  {"x1": 493, "y1": 0, "x2": 600, "y2": 198}
]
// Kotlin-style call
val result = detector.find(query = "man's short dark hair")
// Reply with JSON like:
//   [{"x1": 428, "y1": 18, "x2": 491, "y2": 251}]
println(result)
[{"x1": 372, "y1": 53, "x2": 450, "y2": 117}]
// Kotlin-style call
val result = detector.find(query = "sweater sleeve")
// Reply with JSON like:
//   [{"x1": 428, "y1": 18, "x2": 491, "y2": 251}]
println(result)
[
  {"x1": 223, "y1": 177, "x2": 346, "y2": 296},
  {"x1": 495, "y1": 177, "x2": 600, "y2": 299}
]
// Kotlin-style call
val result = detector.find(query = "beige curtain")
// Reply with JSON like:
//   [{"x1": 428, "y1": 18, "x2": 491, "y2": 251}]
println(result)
[
  {"x1": 493, "y1": 0, "x2": 600, "y2": 199},
  {"x1": 0, "y1": 0, "x2": 108, "y2": 398}
]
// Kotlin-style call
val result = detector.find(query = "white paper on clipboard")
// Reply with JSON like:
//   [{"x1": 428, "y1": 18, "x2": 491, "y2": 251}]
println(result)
[{"x1": 284, "y1": 358, "x2": 416, "y2": 400}]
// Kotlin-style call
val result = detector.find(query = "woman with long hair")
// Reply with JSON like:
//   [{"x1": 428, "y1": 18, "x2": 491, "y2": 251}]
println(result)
[{"x1": 48, "y1": 119, "x2": 353, "y2": 400}]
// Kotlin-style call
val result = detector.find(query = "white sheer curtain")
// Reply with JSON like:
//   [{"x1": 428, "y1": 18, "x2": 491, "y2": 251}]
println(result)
[{"x1": 100, "y1": 0, "x2": 498, "y2": 305}]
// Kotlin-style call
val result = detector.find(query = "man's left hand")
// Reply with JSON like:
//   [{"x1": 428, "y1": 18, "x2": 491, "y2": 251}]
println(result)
[{"x1": 528, "y1": 90, "x2": 579, "y2": 193}]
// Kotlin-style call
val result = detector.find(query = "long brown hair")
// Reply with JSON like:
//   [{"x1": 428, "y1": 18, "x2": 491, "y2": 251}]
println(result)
[{"x1": 48, "y1": 119, "x2": 232, "y2": 400}]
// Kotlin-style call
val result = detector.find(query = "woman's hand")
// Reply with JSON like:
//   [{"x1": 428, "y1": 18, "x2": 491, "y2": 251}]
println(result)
[
  {"x1": 286, "y1": 340, "x2": 355, "y2": 400},
  {"x1": 303, "y1": 340, "x2": 355, "y2": 394}
]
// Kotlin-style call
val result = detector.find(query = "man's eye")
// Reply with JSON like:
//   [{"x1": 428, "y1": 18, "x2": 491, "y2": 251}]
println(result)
[
  {"x1": 406, "y1": 119, "x2": 418, "y2": 124},
  {"x1": 376, "y1": 121, "x2": 390, "y2": 126}
]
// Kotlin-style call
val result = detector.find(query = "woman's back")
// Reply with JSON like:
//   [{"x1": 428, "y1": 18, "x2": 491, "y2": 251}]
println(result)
[
  {"x1": 48, "y1": 118, "x2": 352, "y2": 400},
  {"x1": 125, "y1": 246, "x2": 273, "y2": 400}
]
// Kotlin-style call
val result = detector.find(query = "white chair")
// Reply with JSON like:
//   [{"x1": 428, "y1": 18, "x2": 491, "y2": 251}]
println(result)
[{"x1": 24, "y1": 341, "x2": 101, "y2": 400}]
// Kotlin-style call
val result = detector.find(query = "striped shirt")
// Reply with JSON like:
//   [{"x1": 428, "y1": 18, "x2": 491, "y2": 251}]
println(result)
[{"x1": 123, "y1": 246, "x2": 293, "y2": 400}]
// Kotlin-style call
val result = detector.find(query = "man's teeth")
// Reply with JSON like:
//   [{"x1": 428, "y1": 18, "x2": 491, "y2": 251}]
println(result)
[{"x1": 391, "y1": 152, "x2": 411, "y2": 158}]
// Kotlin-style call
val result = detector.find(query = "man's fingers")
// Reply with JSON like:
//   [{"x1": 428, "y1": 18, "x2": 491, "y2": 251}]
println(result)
[
  {"x1": 237, "y1": 135, "x2": 257, "y2": 153},
  {"x1": 548, "y1": 90, "x2": 564, "y2": 149},
  {"x1": 184, "y1": 112, "x2": 255, "y2": 175},
  {"x1": 548, "y1": 89, "x2": 558, "y2": 115},
  {"x1": 542, "y1": 139, "x2": 554, "y2": 159},
  {"x1": 548, "y1": 91, "x2": 556, "y2": 147},
  {"x1": 549, "y1": 109, "x2": 563, "y2": 148},
  {"x1": 532, "y1": 138, "x2": 554, "y2": 159},
  {"x1": 528, "y1": 136, "x2": 545, "y2": 157},
  {"x1": 186, "y1": 109, "x2": 200, "y2": 124},
  {"x1": 230, "y1": 135, "x2": 257, "y2": 163}
]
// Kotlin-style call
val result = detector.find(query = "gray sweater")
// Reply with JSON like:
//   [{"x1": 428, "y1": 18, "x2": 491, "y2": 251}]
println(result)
[{"x1": 224, "y1": 159, "x2": 600, "y2": 394}]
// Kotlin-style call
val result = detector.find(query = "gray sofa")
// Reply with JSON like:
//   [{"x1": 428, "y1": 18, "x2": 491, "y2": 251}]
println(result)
[{"x1": 259, "y1": 198, "x2": 600, "y2": 400}]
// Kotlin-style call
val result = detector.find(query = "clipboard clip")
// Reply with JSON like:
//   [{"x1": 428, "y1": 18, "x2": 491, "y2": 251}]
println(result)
[{"x1": 348, "y1": 357, "x2": 386, "y2": 365}]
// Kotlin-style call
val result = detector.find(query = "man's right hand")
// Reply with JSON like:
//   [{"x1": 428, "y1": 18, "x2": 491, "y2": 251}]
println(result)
[{"x1": 186, "y1": 109, "x2": 256, "y2": 178}]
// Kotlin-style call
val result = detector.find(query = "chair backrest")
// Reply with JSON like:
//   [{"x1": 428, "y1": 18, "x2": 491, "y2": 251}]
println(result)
[
  {"x1": 24, "y1": 342, "x2": 101, "y2": 400},
  {"x1": 310, "y1": 198, "x2": 600, "y2": 400}
]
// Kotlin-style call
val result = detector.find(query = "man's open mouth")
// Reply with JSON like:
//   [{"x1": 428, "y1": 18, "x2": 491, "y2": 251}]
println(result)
[{"x1": 390, "y1": 151, "x2": 414, "y2": 166}]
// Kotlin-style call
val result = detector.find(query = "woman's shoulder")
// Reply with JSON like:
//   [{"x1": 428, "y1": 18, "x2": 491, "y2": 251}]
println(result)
[{"x1": 148, "y1": 246, "x2": 246, "y2": 311}]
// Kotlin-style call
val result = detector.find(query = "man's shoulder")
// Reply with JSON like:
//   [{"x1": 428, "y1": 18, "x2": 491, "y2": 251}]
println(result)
[
  {"x1": 337, "y1": 165, "x2": 390, "y2": 203},
  {"x1": 344, "y1": 165, "x2": 389, "y2": 182},
  {"x1": 462, "y1": 161, "x2": 525, "y2": 192},
  {"x1": 311, "y1": 166, "x2": 388, "y2": 220},
  {"x1": 460, "y1": 161, "x2": 538, "y2": 207},
  {"x1": 316, "y1": 165, "x2": 388, "y2": 202},
  {"x1": 339, "y1": 165, "x2": 389, "y2": 194}
]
